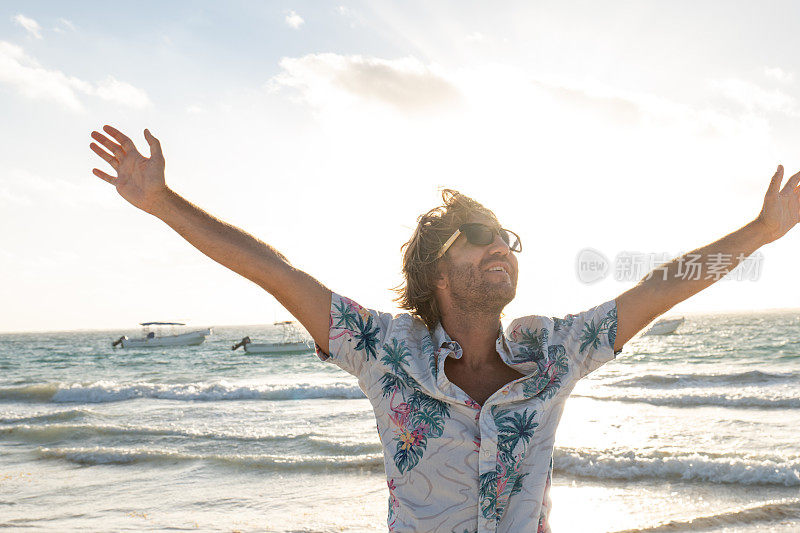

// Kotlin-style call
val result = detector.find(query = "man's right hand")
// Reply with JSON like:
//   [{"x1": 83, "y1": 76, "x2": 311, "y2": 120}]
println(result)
[
  {"x1": 90, "y1": 125, "x2": 169, "y2": 215},
  {"x1": 88, "y1": 124, "x2": 333, "y2": 354}
]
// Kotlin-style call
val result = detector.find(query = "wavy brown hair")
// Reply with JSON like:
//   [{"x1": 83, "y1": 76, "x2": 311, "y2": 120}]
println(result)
[{"x1": 393, "y1": 189, "x2": 499, "y2": 330}]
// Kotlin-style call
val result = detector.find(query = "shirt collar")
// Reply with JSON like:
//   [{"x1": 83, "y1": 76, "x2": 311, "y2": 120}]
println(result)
[
  {"x1": 432, "y1": 322, "x2": 462, "y2": 359},
  {"x1": 431, "y1": 322, "x2": 514, "y2": 363}
]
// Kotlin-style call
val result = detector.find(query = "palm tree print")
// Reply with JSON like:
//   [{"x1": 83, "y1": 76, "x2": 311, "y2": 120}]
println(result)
[
  {"x1": 421, "y1": 334, "x2": 438, "y2": 378},
  {"x1": 381, "y1": 338, "x2": 412, "y2": 376},
  {"x1": 479, "y1": 469, "x2": 498, "y2": 518},
  {"x1": 509, "y1": 326, "x2": 548, "y2": 366},
  {"x1": 353, "y1": 313, "x2": 380, "y2": 359},
  {"x1": 330, "y1": 296, "x2": 381, "y2": 360},
  {"x1": 578, "y1": 307, "x2": 618, "y2": 353},
  {"x1": 522, "y1": 344, "x2": 569, "y2": 400},
  {"x1": 605, "y1": 306, "x2": 618, "y2": 347},
  {"x1": 380, "y1": 338, "x2": 451, "y2": 474},
  {"x1": 479, "y1": 407, "x2": 538, "y2": 521},
  {"x1": 496, "y1": 408, "x2": 538, "y2": 455},
  {"x1": 332, "y1": 298, "x2": 359, "y2": 330},
  {"x1": 511, "y1": 323, "x2": 570, "y2": 399},
  {"x1": 552, "y1": 314, "x2": 575, "y2": 332}
]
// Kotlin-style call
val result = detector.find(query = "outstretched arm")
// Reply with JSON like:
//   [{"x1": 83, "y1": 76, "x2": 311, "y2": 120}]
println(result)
[
  {"x1": 89, "y1": 125, "x2": 331, "y2": 352},
  {"x1": 614, "y1": 165, "x2": 800, "y2": 352}
]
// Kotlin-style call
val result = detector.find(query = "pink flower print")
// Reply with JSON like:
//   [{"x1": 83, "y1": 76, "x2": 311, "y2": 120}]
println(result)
[
  {"x1": 465, "y1": 399, "x2": 481, "y2": 423},
  {"x1": 389, "y1": 389, "x2": 412, "y2": 429}
]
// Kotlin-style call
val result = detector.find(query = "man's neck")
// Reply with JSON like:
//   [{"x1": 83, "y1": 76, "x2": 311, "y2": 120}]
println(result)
[{"x1": 439, "y1": 310, "x2": 502, "y2": 369}]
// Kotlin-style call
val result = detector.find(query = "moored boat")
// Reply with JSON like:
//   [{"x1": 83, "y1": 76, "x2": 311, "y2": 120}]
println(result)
[
  {"x1": 112, "y1": 322, "x2": 212, "y2": 348},
  {"x1": 643, "y1": 317, "x2": 685, "y2": 336},
  {"x1": 231, "y1": 321, "x2": 313, "y2": 354}
]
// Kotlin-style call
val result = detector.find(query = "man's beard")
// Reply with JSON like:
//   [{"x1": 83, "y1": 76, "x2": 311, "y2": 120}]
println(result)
[{"x1": 444, "y1": 260, "x2": 517, "y2": 316}]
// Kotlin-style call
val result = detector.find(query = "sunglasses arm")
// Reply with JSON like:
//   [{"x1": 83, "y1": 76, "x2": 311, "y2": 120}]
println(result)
[{"x1": 436, "y1": 229, "x2": 462, "y2": 259}]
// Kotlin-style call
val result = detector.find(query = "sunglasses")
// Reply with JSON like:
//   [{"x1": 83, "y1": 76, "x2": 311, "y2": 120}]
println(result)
[{"x1": 436, "y1": 223, "x2": 522, "y2": 259}]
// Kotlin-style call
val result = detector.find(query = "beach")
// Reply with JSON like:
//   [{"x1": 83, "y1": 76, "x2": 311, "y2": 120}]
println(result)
[{"x1": 1, "y1": 311, "x2": 799, "y2": 532}]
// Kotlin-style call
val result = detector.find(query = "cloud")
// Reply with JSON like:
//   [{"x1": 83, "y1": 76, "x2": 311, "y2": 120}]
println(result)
[
  {"x1": 93, "y1": 76, "x2": 151, "y2": 108},
  {"x1": 13, "y1": 14, "x2": 42, "y2": 39},
  {"x1": 532, "y1": 80, "x2": 642, "y2": 125},
  {"x1": 271, "y1": 53, "x2": 461, "y2": 112},
  {"x1": 763, "y1": 66, "x2": 793, "y2": 83},
  {"x1": 335, "y1": 6, "x2": 364, "y2": 27},
  {"x1": 58, "y1": 18, "x2": 75, "y2": 31},
  {"x1": 515, "y1": 73, "x2": 769, "y2": 141},
  {"x1": 709, "y1": 77, "x2": 797, "y2": 115},
  {"x1": 0, "y1": 41, "x2": 151, "y2": 111},
  {"x1": 285, "y1": 11, "x2": 304, "y2": 29},
  {"x1": 53, "y1": 18, "x2": 76, "y2": 34}
]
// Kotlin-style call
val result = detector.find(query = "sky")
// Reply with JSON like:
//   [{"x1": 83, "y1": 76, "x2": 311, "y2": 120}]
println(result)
[{"x1": 1, "y1": 0, "x2": 799, "y2": 333}]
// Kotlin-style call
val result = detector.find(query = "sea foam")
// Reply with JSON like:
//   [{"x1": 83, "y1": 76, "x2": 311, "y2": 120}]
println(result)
[
  {"x1": 573, "y1": 392, "x2": 800, "y2": 409},
  {"x1": 36, "y1": 446, "x2": 383, "y2": 471},
  {"x1": 0, "y1": 381, "x2": 365, "y2": 404},
  {"x1": 611, "y1": 498, "x2": 800, "y2": 532},
  {"x1": 609, "y1": 370, "x2": 800, "y2": 389},
  {"x1": 554, "y1": 447, "x2": 800, "y2": 486}
]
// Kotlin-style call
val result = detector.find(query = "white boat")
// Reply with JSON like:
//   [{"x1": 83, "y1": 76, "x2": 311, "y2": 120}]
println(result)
[
  {"x1": 643, "y1": 317, "x2": 685, "y2": 336},
  {"x1": 231, "y1": 321, "x2": 313, "y2": 355},
  {"x1": 112, "y1": 322, "x2": 212, "y2": 348}
]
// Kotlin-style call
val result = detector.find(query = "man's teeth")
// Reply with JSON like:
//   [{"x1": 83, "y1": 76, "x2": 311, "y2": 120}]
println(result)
[{"x1": 489, "y1": 267, "x2": 506, "y2": 273}]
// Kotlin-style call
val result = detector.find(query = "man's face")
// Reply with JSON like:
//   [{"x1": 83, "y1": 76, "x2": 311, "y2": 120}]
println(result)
[{"x1": 437, "y1": 214, "x2": 519, "y2": 315}]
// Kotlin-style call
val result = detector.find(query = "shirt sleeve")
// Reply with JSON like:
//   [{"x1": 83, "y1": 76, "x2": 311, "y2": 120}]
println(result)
[
  {"x1": 314, "y1": 292, "x2": 393, "y2": 378},
  {"x1": 507, "y1": 299, "x2": 619, "y2": 384},
  {"x1": 549, "y1": 299, "x2": 619, "y2": 380}
]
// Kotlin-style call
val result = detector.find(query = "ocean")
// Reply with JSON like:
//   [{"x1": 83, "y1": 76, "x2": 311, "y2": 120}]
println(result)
[{"x1": 1, "y1": 311, "x2": 799, "y2": 532}]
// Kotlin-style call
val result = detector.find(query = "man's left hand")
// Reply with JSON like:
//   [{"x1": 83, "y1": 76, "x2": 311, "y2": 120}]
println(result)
[{"x1": 756, "y1": 165, "x2": 800, "y2": 243}]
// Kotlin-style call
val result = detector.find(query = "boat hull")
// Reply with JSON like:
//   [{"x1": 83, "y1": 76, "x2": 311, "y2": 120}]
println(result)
[
  {"x1": 121, "y1": 329, "x2": 212, "y2": 348},
  {"x1": 243, "y1": 341, "x2": 313, "y2": 355},
  {"x1": 643, "y1": 318, "x2": 684, "y2": 336}
]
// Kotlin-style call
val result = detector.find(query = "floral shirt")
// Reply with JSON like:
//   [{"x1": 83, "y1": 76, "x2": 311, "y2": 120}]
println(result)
[{"x1": 316, "y1": 293, "x2": 619, "y2": 533}]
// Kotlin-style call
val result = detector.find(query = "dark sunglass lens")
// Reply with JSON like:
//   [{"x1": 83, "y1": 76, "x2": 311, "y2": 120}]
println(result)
[
  {"x1": 499, "y1": 229, "x2": 511, "y2": 246},
  {"x1": 464, "y1": 224, "x2": 494, "y2": 245}
]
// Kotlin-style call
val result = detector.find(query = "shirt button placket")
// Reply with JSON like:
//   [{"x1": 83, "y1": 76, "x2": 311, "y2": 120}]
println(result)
[{"x1": 478, "y1": 406, "x2": 498, "y2": 533}]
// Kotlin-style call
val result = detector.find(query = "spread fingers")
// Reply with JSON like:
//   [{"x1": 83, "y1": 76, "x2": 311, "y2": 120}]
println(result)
[
  {"x1": 91, "y1": 131, "x2": 125, "y2": 157},
  {"x1": 92, "y1": 168, "x2": 116, "y2": 185},
  {"x1": 90, "y1": 142, "x2": 120, "y2": 170},
  {"x1": 102, "y1": 125, "x2": 137, "y2": 152}
]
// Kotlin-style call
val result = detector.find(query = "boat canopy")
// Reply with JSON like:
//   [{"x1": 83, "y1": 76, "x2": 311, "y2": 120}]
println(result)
[{"x1": 140, "y1": 322, "x2": 186, "y2": 326}]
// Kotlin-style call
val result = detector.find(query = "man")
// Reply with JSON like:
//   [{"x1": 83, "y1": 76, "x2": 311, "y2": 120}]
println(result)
[{"x1": 89, "y1": 125, "x2": 799, "y2": 532}]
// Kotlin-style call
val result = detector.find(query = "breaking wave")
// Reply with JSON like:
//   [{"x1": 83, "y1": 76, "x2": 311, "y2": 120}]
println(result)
[
  {"x1": 3, "y1": 424, "x2": 381, "y2": 455},
  {"x1": 554, "y1": 447, "x2": 800, "y2": 486},
  {"x1": 609, "y1": 370, "x2": 800, "y2": 389},
  {"x1": 0, "y1": 381, "x2": 365, "y2": 404},
  {"x1": 36, "y1": 446, "x2": 383, "y2": 471},
  {"x1": 572, "y1": 392, "x2": 800, "y2": 409},
  {"x1": 611, "y1": 498, "x2": 800, "y2": 532},
  {"x1": 0, "y1": 409, "x2": 92, "y2": 425}
]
